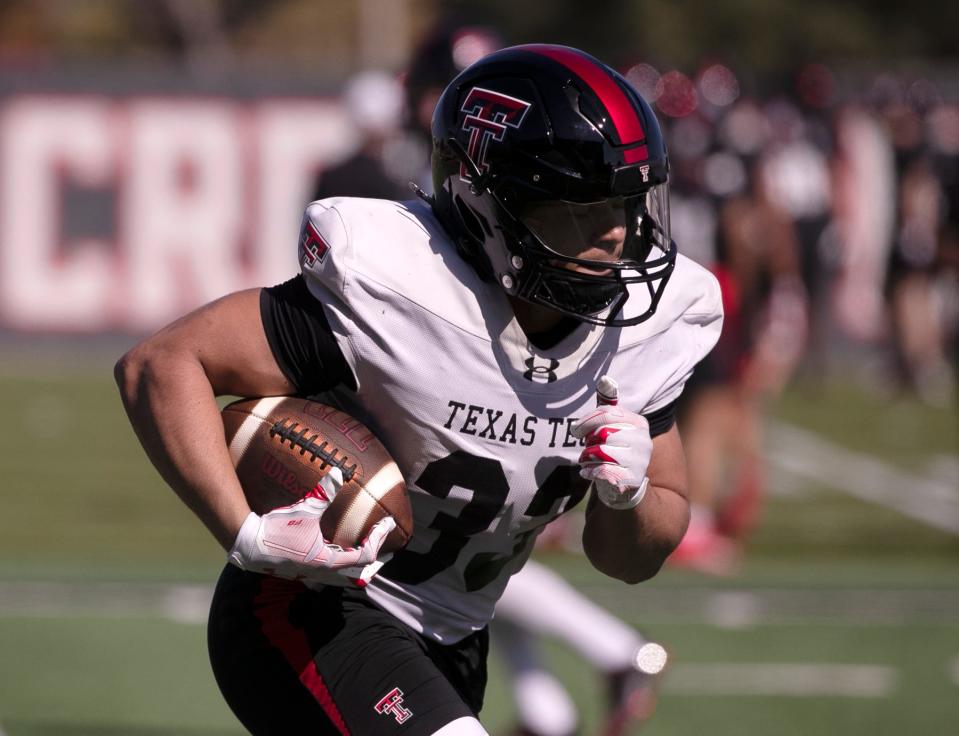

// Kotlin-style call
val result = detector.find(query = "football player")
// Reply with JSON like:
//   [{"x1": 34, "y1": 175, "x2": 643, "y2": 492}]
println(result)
[
  {"x1": 403, "y1": 28, "x2": 672, "y2": 735},
  {"x1": 116, "y1": 44, "x2": 722, "y2": 735}
]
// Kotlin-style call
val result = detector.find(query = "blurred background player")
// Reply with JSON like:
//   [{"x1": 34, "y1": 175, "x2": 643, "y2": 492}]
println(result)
[
  {"x1": 665, "y1": 90, "x2": 812, "y2": 574},
  {"x1": 878, "y1": 88, "x2": 957, "y2": 406},
  {"x1": 495, "y1": 557, "x2": 667, "y2": 736}
]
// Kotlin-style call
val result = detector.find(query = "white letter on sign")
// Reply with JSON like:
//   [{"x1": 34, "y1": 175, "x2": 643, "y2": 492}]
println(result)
[
  {"x1": 0, "y1": 98, "x2": 115, "y2": 329},
  {"x1": 120, "y1": 101, "x2": 245, "y2": 330}
]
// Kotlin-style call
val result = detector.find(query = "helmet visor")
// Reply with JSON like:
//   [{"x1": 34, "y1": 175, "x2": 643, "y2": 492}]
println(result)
[{"x1": 517, "y1": 182, "x2": 671, "y2": 268}]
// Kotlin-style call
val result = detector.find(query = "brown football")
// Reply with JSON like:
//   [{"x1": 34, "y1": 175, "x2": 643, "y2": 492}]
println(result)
[{"x1": 221, "y1": 396, "x2": 412, "y2": 553}]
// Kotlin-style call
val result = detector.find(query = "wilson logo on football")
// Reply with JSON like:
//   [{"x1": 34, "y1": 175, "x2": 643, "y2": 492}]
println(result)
[
  {"x1": 374, "y1": 687, "x2": 413, "y2": 724},
  {"x1": 459, "y1": 87, "x2": 532, "y2": 182},
  {"x1": 260, "y1": 453, "x2": 314, "y2": 500}
]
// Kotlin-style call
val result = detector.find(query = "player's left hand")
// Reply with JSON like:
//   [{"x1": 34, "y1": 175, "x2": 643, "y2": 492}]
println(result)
[
  {"x1": 227, "y1": 468, "x2": 395, "y2": 587},
  {"x1": 571, "y1": 376, "x2": 652, "y2": 510}
]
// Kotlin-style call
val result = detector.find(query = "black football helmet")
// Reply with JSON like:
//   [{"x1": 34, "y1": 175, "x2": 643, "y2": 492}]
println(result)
[{"x1": 430, "y1": 44, "x2": 676, "y2": 327}]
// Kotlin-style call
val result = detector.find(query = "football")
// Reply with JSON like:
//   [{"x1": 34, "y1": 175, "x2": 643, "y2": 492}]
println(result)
[{"x1": 221, "y1": 396, "x2": 412, "y2": 553}]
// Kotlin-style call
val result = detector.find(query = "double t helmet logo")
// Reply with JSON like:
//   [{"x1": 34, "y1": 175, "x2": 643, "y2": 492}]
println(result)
[{"x1": 459, "y1": 87, "x2": 532, "y2": 182}]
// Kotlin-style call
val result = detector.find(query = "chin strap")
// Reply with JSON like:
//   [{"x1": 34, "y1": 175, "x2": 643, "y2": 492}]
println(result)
[
  {"x1": 408, "y1": 180, "x2": 434, "y2": 204},
  {"x1": 446, "y1": 136, "x2": 492, "y2": 194}
]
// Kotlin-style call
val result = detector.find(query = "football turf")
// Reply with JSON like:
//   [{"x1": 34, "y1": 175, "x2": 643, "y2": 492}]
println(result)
[{"x1": 0, "y1": 366, "x2": 956, "y2": 735}]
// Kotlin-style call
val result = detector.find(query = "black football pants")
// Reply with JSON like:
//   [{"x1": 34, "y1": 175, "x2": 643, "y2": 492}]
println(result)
[{"x1": 207, "y1": 565, "x2": 487, "y2": 735}]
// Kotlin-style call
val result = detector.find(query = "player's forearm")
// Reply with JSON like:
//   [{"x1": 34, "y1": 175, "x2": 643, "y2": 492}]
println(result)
[
  {"x1": 115, "y1": 344, "x2": 250, "y2": 551},
  {"x1": 582, "y1": 483, "x2": 689, "y2": 583}
]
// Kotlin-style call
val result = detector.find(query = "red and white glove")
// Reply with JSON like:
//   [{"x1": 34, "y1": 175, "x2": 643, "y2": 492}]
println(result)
[
  {"x1": 571, "y1": 376, "x2": 652, "y2": 510},
  {"x1": 228, "y1": 468, "x2": 396, "y2": 587}
]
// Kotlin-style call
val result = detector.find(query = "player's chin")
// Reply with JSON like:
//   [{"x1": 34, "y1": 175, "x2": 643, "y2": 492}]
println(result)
[
  {"x1": 579, "y1": 264, "x2": 616, "y2": 277},
  {"x1": 552, "y1": 261, "x2": 616, "y2": 277}
]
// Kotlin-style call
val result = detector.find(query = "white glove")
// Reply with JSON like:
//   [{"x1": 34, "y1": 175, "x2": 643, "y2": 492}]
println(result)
[
  {"x1": 571, "y1": 376, "x2": 652, "y2": 510},
  {"x1": 228, "y1": 467, "x2": 396, "y2": 587}
]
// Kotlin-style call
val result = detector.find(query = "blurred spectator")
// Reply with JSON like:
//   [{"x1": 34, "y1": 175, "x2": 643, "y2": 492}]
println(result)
[
  {"x1": 930, "y1": 103, "x2": 959, "y2": 378},
  {"x1": 831, "y1": 102, "x2": 897, "y2": 346},
  {"x1": 880, "y1": 92, "x2": 956, "y2": 405},
  {"x1": 759, "y1": 91, "x2": 837, "y2": 377},
  {"x1": 400, "y1": 19, "x2": 504, "y2": 191},
  {"x1": 311, "y1": 70, "x2": 411, "y2": 201}
]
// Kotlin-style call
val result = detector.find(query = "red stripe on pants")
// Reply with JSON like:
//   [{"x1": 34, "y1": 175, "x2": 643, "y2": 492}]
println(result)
[{"x1": 254, "y1": 577, "x2": 351, "y2": 735}]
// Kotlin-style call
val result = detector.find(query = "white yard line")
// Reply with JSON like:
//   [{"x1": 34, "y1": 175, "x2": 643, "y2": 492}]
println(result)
[
  {"x1": 5, "y1": 582, "x2": 959, "y2": 627},
  {"x1": 584, "y1": 587, "x2": 959, "y2": 627},
  {"x1": 0, "y1": 581, "x2": 211, "y2": 624},
  {"x1": 664, "y1": 663, "x2": 898, "y2": 697},
  {"x1": 768, "y1": 421, "x2": 959, "y2": 536}
]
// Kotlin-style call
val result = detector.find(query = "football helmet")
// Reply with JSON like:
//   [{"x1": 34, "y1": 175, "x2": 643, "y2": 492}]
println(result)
[{"x1": 431, "y1": 44, "x2": 676, "y2": 327}]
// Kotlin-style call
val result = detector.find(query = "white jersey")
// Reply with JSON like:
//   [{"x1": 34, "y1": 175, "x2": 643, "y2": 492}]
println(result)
[{"x1": 297, "y1": 196, "x2": 722, "y2": 643}]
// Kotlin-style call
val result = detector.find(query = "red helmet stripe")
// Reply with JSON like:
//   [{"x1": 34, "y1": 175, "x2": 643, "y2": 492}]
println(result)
[
  {"x1": 523, "y1": 44, "x2": 646, "y2": 146},
  {"x1": 624, "y1": 145, "x2": 649, "y2": 164}
]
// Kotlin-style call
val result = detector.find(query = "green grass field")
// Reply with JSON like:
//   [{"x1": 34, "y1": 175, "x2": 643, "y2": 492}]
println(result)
[{"x1": 1, "y1": 363, "x2": 957, "y2": 735}]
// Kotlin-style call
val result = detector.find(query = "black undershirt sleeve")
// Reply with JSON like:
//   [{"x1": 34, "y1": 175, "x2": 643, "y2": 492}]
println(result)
[
  {"x1": 259, "y1": 275, "x2": 357, "y2": 395},
  {"x1": 644, "y1": 398, "x2": 678, "y2": 438}
]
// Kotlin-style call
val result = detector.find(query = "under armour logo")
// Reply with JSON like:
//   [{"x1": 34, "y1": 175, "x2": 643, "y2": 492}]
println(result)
[
  {"x1": 300, "y1": 221, "x2": 330, "y2": 267},
  {"x1": 523, "y1": 357, "x2": 560, "y2": 383},
  {"x1": 459, "y1": 87, "x2": 532, "y2": 182},
  {"x1": 374, "y1": 687, "x2": 413, "y2": 724}
]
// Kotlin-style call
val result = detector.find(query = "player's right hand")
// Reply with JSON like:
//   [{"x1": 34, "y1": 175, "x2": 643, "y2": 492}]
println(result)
[
  {"x1": 571, "y1": 376, "x2": 652, "y2": 510},
  {"x1": 227, "y1": 468, "x2": 396, "y2": 587}
]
